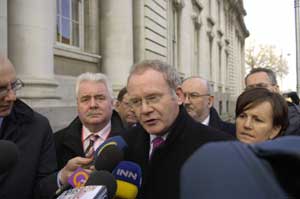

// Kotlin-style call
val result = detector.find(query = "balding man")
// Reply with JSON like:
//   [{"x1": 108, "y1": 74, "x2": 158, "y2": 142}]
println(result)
[
  {"x1": 0, "y1": 55, "x2": 58, "y2": 198},
  {"x1": 245, "y1": 67, "x2": 300, "y2": 136},
  {"x1": 182, "y1": 76, "x2": 235, "y2": 136},
  {"x1": 0, "y1": 56, "x2": 93, "y2": 199}
]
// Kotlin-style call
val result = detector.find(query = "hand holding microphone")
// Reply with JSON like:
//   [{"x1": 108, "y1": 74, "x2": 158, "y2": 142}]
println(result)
[
  {"x1": 59, "y1": 156, "x2": 93, "y2": 185},
  {"x1": 54, "y1": 136, "x2": 127, "y2": 198},
  {"x1": 57, "y1": 170, "x2": 117, "y2": 199}
]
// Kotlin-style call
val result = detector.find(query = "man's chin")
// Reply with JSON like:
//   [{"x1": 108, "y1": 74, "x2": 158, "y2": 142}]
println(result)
[{"x1": 0, "y1": 108, "x2": 12, "y2": 117}]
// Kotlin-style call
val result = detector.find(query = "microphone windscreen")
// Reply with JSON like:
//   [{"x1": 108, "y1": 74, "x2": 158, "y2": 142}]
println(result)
[
  {"x1": 94, "y1": 144, "x2": 124, "y2": 172},
  {"x1": 94, "y1": 136, "x2": 127, "y2": 158},
  {"x1": 115, "y1": 180, "x2": 139, "y2": 199},
  {"x1": 68, "y1": 167, "x2": 89, "y2": 188},
  {"x1": 0, "y1": 140, "x2": 18, "y2": 174},
  {"x1": 85, "y1": 170, "x2": 117, "y2": 199},
  {"x1": 112, "y1": 161, "x2": 142, "y2": 198}
]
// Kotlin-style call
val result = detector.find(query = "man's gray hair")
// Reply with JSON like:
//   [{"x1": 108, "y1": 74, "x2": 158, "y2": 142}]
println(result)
[
  {"x1": 245, "y1": 67, "x2": 278, "y2": 85},
  {"x1": 75, "y1": 72, "x2": 113, "y2": 99},
  {"x1": 128, "y1": 59, "x2": 181, "y2": 91},
  {"x1": 183, "y1": 76, "x2": 212, "y2": 95}
]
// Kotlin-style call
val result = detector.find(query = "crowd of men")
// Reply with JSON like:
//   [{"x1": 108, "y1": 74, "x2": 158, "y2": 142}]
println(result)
[{"x1": 0, "y1": 55, "x2": 299, "y2": 199}]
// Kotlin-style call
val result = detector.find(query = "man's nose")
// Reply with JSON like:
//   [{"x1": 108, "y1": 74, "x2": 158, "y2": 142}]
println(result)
[
  {"x1": 90, "y1": 97, "x2": 98, "y2": 107},
  {"x1": 184, "y1": 94, "x2": 191, "y2": 104},
  {"x1": 140, "y1": 100, "x2": 153, "y2": 114},
  {"x1": 4, "y1": 89, "x2": 16, "y2": 101}
]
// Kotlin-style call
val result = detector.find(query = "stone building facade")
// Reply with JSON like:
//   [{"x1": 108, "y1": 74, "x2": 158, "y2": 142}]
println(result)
[{"x1": 0, "y1": 0, "x2": 248, "y2": 131}]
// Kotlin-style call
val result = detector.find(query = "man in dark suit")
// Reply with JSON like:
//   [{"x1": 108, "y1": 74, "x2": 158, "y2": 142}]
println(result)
[
  {"x1": 115, "y1": 86, "x2": 137, "y2": 128},
  {"x1": 55, "y1": 72, "x2": 125, "y2": 170},
  {"x1": 123, "y1": 60, "x2": 234, "y2": 199},
  {"x1": 0, "y1": 55, "x2": 57, "y2": 199},
  {"x1": 245, "y1": 67, "x2": 300, "y2": 136},
  {"x1": 181, "y1": 76, "x2": 235, "y2": 136}
]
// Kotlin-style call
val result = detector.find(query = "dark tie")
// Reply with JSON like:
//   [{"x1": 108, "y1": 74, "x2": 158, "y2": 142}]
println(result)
[
  {"x1": 85, "y1": 134, "x2": 99, "y2": 158},
  {"x1": 150, "y1": 136, "x2": 165, "y2": 159}
]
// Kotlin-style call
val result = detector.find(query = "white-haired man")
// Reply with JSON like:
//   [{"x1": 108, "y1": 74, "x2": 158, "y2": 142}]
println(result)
[{"x1": 55, "y1": 72, "x2": 124, "y2": 170}]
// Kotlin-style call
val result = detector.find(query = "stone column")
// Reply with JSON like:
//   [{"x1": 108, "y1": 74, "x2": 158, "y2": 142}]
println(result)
[
  {"x1": 100, "y1": 0, "x2": 133, "y2": 92},
  {"x1": 8, "y1": 0, "x2": 58, "y2": 102},
  {"x1": 85, "y1": 0, "x2": 100, "y2": 54},
  {"x1": 0, "y1": 0, "x2": 7, "y2": 55}
]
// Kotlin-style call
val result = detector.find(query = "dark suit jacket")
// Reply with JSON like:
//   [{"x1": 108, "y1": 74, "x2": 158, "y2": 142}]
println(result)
[
  {"x1": 122, "y1": 106, "x2": 234, "y2": 199},
  {"x1": 0, "y1": 99, "x2": 57, "y2": 199},
  {"x1": 209, "y1": 107, "x2": 236, "y2": 136},
  {"x1": 54, "y1": 110, "x2": 125, "y2": 170}
]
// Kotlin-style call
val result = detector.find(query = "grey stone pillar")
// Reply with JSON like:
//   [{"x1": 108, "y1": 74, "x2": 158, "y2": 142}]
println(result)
[
  {"x1": 0, "y1": 0, "x2": 7, "y2": 55},
  {"x1": 295, "y1": 0, "x2": 300, "y2": 94},
  {"x1": 85, "y1": 0, "x2": 100, "y2": 54},
  {"x1": 8, "y1": 0, "x2": 58, "y2": 101},
  {"x1": 100, "y1": 0, "x2": 133, "y2": 91}
]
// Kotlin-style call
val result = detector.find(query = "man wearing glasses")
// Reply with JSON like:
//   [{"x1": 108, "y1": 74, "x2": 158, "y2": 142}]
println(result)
[
  {"x1": 115, "y1": 87, "x2": 137, "y2": 128},
  {"x1": 245, "y1": 67, "x2": 300, "y2": 136},
  {"x1": 181, "y1": 76, "x2": 235, "y2": 136},
  {"x1": 122, "y1": 60, "x2": 233, "y2": 199},
  {"x1": 0, "y1": 56, "x2": 91, "y2": 199}
]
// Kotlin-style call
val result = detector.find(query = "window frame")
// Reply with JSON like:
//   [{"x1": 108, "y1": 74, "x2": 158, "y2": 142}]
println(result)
[{"x1": 56, "y1": 0, "x2": 84, "y2": 50}]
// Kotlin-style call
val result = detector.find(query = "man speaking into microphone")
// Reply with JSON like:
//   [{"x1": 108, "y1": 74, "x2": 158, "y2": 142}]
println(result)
[{"x1": 122, "y1": 60, "x2": 234, "y2": 199}]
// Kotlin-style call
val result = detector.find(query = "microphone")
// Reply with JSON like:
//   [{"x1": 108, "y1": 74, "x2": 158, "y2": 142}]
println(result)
[
  {"x1": 54, "y1": 143, "x2": 124, "y2": 198},
  {"x1": 94, "y1": 143, "x2": 124, "y2": 172},
  {"x1": 85, "y1": 170, "x2": 117, "y2": 199},
  {"x1": 57, "y1": 170, "x2": 117, "y2": 199},
  {"x1": 53, "y1": 167, "x2": 89, "y2": 198},
  {"x1": 0, "y1": 140, "x2": 19, "y2": 174},
  {"x1": 112, "y1": 161, "x2": 142, "y2": 199},
  {"x1": 94, "y1": 136, "x2": 127, "y2": 159}
]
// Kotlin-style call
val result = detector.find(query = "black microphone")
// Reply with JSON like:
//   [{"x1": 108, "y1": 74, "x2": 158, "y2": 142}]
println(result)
[
  {"x1": 0, "y1": 140, "x2": 18, "y2": 174},
  {"x1": 85, "y1": 170, "x2": 117, "y2": 199},
  {"x1": 94, "y1": 144, "x2": 124, "y2": 172}
]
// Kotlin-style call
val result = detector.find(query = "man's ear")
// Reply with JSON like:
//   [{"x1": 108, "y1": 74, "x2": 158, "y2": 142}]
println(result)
[
  {"x1": 208, "y1": 96, "x2": 214, "y2": 108},
  {"x1": 175, "y1": 86, "x2": 185, "y2": 105},
  {"x1": 114, "y1": 100, "x2": 120, "y2": 111},
  {"x1": 273, "y1": 84, "x2": 280, "y2": 93}
]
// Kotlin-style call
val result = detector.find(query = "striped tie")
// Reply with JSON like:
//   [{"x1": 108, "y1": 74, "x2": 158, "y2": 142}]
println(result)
[{"x1": 85, "y1": 134, "x2": 99, "y2": 158}]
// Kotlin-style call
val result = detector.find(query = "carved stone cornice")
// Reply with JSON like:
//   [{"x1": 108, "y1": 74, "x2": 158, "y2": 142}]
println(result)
[{"x1": 173, "y1": 0, "x2": 185, "y2": 10}]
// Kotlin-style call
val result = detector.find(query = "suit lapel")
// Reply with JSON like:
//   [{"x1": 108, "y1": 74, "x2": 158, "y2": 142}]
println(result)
[{"x1": 62, "y1": 117, "x2": 85, "y2": 156}]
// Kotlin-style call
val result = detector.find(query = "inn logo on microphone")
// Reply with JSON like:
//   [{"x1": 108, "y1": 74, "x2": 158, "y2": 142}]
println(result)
[{"x1": 116, "y1": 169, "x2": 138, "y2": 180}]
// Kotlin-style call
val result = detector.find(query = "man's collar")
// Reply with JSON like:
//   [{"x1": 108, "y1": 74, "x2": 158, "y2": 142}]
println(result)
[
  {"x1": 201, "y1": 114, "x2": 210, "y2": 126},
  {"x1": 82, "y1": 121, "x2": 112, "y2": 141}
]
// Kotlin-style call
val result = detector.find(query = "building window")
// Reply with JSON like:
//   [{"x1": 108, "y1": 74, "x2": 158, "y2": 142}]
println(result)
[
  {"x1": 217, "y1": 0, "x2": 221, "y2": 28},
  {"x1": 209, "y1": 37, "x2": 213, "y2": 79},
  {"x1": 219, "y1": 101, "x2": 223, "y2": 115},
  {"x1": 218, "y1": 44, "x2": 222, "y2": 82},
  {"x1": 56, "y1": 0, "x2": 83, "y2": 47},
  {"x1": 171, "y1": 3, "x2": 180, "y2": 70},
  {"x1": 226, "y1": 100, "x2": 229, "y2": 113}
]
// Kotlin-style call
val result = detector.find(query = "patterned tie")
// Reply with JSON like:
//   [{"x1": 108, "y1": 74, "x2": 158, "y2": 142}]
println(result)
[
  {"x1": 85, "y1": 134, "x2": 99, "y2": 158},
  {"x1": 150, "y1": 136, "x2": 165, "y2": 159}
]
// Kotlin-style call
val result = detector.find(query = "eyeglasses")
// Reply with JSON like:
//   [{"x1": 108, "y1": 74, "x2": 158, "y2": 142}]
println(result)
[
  {"x1": 184, "y1": 92, "x2": 210, "y2": 100},
  {"x1": 245, "y1": 83, "x2": 275, "y2": 91},
  {"x1": 0, "y1": 79, "x2": 24, "y2": 98},
  {"x1": 129, "y1": 94, "x2": 163, "y2": 109}
]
